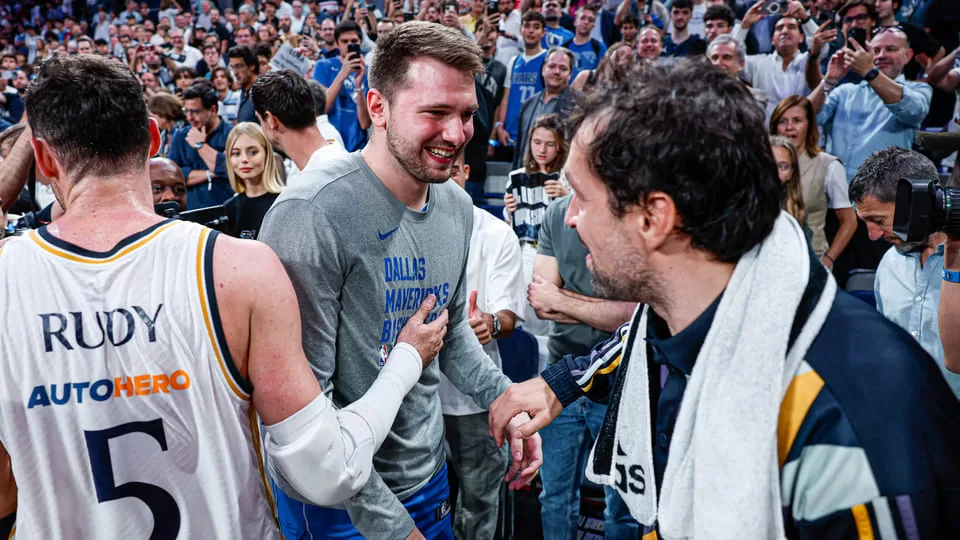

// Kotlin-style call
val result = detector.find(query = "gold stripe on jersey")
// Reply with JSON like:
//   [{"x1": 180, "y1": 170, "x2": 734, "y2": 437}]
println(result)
[
  {"x1": 28, "y1": 221, "x2": 179, "y2": 264},
  {"x1": 248, "y1": 407, "x2": 281, "y2": 533},
  {"x1": 777, "y1": 370, "x2": 825, "y2": 467},
  {"x1": 196, "y1": 228, "x2": 250, "y2": 401}
]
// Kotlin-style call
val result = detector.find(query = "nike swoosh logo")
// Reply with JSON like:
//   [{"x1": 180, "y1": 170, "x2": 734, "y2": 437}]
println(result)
[{"x1": 378, "y1": 227, "x2": 399, "y2": 241}]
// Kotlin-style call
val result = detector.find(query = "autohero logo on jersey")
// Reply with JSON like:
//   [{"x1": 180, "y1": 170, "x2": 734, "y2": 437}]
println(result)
[
  {"x1": 380, "y1": 256, "x2": 451, "y2": 345},
  {"x1": 27, "y1": 303, "x2": 193, "y2": 409}
]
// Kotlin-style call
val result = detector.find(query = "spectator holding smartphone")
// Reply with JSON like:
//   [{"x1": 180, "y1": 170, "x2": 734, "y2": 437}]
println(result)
[{"x1": 311, "y1": 20, "x2": 371, "y2": 151}]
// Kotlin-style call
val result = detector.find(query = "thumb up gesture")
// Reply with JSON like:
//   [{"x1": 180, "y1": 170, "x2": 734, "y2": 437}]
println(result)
[{"x1": 467, "y1": 290, "x2": 494, "y2": 345}]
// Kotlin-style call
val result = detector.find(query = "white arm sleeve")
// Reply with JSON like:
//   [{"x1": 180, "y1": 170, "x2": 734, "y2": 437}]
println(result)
[
  {"x1": 823, "y1": 160, "x2": 852, "y2": 209},
  {"x1": 263, "y1": 343, "x2": 423, "y2": 506}
]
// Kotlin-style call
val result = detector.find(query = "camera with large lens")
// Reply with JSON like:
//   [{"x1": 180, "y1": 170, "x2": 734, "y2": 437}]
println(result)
[{"x1": 893, "y1": 178, "x2": 960, "y2": 243}]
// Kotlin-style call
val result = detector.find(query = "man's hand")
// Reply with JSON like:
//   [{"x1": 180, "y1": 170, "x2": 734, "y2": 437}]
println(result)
[
  {"x1": 504, "y1": 192, "x2": 519, "y2": 213},
  {"x1": 495, "y1": 124, "x2": 512, "y2": 146},
  {"x1": 811, "y1": 21, "x2": 838, "y2": 56},
  {"x1": 467, "y1": 290, "x2": 494, "y2": 345},
  {"x1": 543, "y1": 179, "x2": 568, "y2": 199},
  {"x1": 489, "y1": 377, "x2": 562, "y2": 445},
  {"x1": 404, "y1": 527, "x2": 426, "y2": 540},
  {"x1": 442, "y1": 10, "x2": 462, "y2": 29},
  {"x1": 825, "y1": 49, "x2": 850, "y2": 82},
  {"x1": 504, "y1": 413, "x2": 543, "y2": 489},
  {"x1": 528, "y1": 275, "x2": 564, "y2": 315},
  {"x1": 786, "y1": 0, "x2": 808, "y2": 21},
  {"x1": 741, "y1": 0, "x2": 766, "y2": 30},
  {"x1": 396, "y1": 293, "x2": 449, "y2": 368},
  {"x1": 353, "y1": 55, "x2": 367, "y2": 87},
  {"x1": 185, "y1": 125, "x2": 206, "y2": 147},
  {"x1": 846, "y1": 39, "x2": 874, "y2": 76},
  {"x1": 338, "y1": 53, "x2": 364, "y2": 80}
]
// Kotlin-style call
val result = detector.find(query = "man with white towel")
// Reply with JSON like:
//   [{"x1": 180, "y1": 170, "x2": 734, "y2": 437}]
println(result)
[{"x1": 489, "y1": 61, "x2": 960, "y2": 539}]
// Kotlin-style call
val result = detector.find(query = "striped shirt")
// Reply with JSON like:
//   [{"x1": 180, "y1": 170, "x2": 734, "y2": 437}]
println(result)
[{"x1": 542, "y1": 290, "x2": 960, "y2": 538}]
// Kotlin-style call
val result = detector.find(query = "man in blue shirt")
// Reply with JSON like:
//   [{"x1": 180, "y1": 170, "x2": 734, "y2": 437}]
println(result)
[
  {"x1": 228, "y1": 45, "x2": 261, "y2": 125},
  {"x1": 168, "y1": 83, "x2": 234, "y2": 209},
  {"x1": 810, "y1": 27, "x2": 932, "y2": 182},
  {"x1": 494, "y1": 11, "x2": 547, "y2": 152},
  {"x1": 662, "y1": 0, "x2": 706, "y2": 57},
  {"x1": 563, "y1": 5, "x2": 608, "y2": 73},
  {"x1": 849, "y1": 146, "x2": 960, "y2": 398},
  {"x1": 541, "y1": 0, "x2": 574, "y2": 48},
  {"x1": 810, "y1": 26, "x2": 932, "y2": 274},
  {"x1": 311, "y1": 20, "x2": 371, "y2": 152}
]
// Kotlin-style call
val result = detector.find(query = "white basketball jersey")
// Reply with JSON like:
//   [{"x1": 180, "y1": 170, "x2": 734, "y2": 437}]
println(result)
[{"x1": 0, "y1": 220, "x2": 279, "y2": 539}]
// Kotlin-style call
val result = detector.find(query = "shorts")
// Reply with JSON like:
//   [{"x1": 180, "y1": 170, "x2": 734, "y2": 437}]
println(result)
[{"x1": 273, "y1": 464, "x2": 453, "y2": 540}]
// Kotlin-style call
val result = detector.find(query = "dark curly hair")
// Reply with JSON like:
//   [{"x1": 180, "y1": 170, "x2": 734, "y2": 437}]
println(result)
[
  {"x1": 568, "y1": 60, "x2": 783, "y2": 263},
  {"x1": 25, "y1": 55, "x2": 151, "y2": 182}
]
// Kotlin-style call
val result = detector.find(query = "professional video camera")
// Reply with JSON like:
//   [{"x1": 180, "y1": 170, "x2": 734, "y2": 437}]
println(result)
[
  {"x1": 154, "y1": 201, "x2": 231, "y2": 232},
  {"x1": 893, "y1": 179, "x2": 960, "y2": 243},
  {"x1": 893, "y1": 132, "x2": 960, "y2": 243}
]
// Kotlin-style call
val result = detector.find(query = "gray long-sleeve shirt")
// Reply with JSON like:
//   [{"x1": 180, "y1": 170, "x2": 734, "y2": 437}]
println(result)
[{"x1": 259, "y1": 152, "x2": 512, "y2": 538}]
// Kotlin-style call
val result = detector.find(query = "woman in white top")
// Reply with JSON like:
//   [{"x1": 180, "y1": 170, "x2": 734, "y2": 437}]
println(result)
[{"x1": 771, "y1": 95, "x2": 857, "y2": 271}]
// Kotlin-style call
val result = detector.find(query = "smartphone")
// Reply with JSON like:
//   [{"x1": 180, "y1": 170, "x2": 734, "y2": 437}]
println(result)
[
  {"x1": 301, "y1": 24, "x2": 314, "y2": 37},
  {"x1": 847, "y1": 27, "x2": 867, "y2": 49},
  {"x1": 444, "y1": 2, "x2": 457, "y2": 16},
  {"x1": 760, "y1": 0, "x2": 786, "y2": 16},
  {"x1": 487, "y1": 0, "x2": 498, "y2": 15},
  {"x1": 347, "y1": 43, "x2": 362, "y2": 62}
]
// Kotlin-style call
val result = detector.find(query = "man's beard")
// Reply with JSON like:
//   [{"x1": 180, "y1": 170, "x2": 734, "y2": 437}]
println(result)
[
  {"x1": 385, "y1": 115, "x2": 458, "y2": 185},
  {"x1": 589, "y1": 244, "x2": 665, "y2": 307}
]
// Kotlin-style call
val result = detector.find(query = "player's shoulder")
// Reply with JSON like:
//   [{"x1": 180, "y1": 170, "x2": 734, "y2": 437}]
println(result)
[
  {"x1": 806, "y1": 290, "x2": 960, "y2": 431},
  {"x1": 271, "y1": 152, "x2": 363, "y2": 208},
  {"x1": 213, "y1": 231, "x2": 284, "y2": 279}
]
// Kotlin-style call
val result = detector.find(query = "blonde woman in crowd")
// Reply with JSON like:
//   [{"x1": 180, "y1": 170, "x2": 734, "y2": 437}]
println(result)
[{"x1": 224, "y1": 122, "x2": 285, "y2": 239}]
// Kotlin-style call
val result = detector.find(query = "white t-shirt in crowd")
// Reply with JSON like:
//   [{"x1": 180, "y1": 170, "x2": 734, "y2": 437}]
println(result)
[
  {"x1": 439, "y1": 207, "x2": 526, "y2": 416},
  {"x1": 284, "y1": 142, "x2": 349, "y2": 187},
  {"x1": 824, "y1": 160, "x2": 852, "y2": 210},
  {"x1": 316, "y1": 115, "x2": 346, "y2": 149},
  {"x1": 171, "y1": 45, "x2": 203, "y2": 69}
]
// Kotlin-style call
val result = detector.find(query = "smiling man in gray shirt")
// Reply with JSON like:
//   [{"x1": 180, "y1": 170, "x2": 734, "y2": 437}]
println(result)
[{"x1": 259, "y1": 22, "x2": 542, "y2": 540}]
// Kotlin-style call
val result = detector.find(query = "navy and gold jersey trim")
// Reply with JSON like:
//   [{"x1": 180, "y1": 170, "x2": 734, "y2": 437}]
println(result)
[
  {"x1": 197, "y1": 229, "x2": 252, "y2": 399},
  {"x1": 32, "y1": 219, "x2": 178, "y2": 263}
]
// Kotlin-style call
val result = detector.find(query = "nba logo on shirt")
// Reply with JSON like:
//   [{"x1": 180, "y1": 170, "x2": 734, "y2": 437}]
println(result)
[{"x1": 378, "y1": 345, "x2": 389, "y2": 367}]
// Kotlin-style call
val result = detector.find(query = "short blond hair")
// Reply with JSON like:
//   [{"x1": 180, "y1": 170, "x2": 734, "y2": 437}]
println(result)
[{"x1": 224, "y1": 122, "x2": 285, "y2": 195}]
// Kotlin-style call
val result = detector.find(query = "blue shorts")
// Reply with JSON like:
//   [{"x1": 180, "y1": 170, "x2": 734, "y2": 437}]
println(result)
[{"x1": 273, "y1": 465, "x2": 453, "y2": 540}]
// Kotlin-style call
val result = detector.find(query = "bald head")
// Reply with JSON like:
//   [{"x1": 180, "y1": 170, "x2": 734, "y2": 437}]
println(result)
[{"x1": 149, "y1": 157, "x2": 187, "y2": 211}]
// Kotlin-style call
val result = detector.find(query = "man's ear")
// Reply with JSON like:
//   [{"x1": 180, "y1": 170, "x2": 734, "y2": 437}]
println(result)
[
  {"x1": 633, "y1": 191, "x2": 679, "y2": 251},
  {"x1": 30, "y1": 137, "x2": 60, "y2": 181},
  {"x1": 367, "y1": 88, "x2": 388, "y2": 129},
  {"x1": 148, "y1": 116, "x2": 161, "y2": 157}
]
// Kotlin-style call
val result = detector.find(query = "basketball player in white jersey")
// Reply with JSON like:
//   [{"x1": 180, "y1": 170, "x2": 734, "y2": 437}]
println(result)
[{"x1": 0, "y1": 55, "x2": 449, "y2": 539}]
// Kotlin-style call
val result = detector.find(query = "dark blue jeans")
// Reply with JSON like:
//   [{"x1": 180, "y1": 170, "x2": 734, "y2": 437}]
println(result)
[{"x1": 539, "y1": 396, "x2": 639, "y2": 540}]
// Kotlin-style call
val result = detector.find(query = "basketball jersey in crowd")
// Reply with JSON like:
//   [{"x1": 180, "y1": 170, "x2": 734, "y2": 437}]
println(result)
[
  {"x1": 506, "y1": 51, "x2": 546, "y2": 142},
  {"x1": 505, "y1": 169, "x2": 559, "y2": 244},
  {"x1": 0, "y1": 220, "x2": 278, "y2": 539}
]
